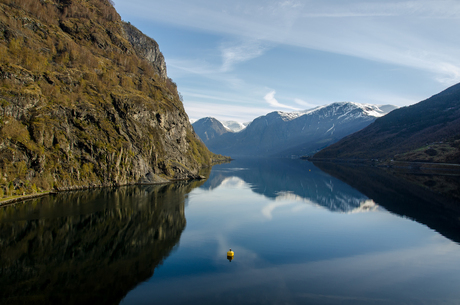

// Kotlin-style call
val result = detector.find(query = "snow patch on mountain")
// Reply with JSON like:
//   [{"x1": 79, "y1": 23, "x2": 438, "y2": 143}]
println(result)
[
  {"x1": 221, "y1": 120, "x2": 249, "y2": 132},
  {"x1": 275, "y1": 102, "x2": 393, "y2": 123},
  {"x1": 275, "y1": 110, "x2": 309, "y2": 121}
]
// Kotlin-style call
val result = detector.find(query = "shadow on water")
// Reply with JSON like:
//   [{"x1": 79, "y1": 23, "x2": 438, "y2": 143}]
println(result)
[
  {"x1": 200, "y1": 158, "x2": 374, "y2": 213},
  {"x1": 0, "y1": 180, "x2": 205, "y2": 305},
  {"x1": 313, "y1": 161, "x2": 460, "y2": 244}
]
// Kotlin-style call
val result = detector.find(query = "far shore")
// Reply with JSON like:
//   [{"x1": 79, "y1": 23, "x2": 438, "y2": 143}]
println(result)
[{"x1": 307, "y1": 158, "x2": 460, "y2": 171}]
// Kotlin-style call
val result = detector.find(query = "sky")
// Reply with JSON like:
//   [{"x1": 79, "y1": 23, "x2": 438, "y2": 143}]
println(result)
[{"x1": 113, "y1": 0, "x2": 460, "y2": 123}]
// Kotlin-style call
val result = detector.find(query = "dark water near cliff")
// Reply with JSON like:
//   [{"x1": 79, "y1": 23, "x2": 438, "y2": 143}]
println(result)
[{"x1": 1, "y1": 159, "x2": 460, "y2": 304}]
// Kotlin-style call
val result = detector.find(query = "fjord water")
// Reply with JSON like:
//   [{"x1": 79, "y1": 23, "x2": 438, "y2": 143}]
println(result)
[{"x1": 1, "y1": 160, "x2": 460, "y2": 304}]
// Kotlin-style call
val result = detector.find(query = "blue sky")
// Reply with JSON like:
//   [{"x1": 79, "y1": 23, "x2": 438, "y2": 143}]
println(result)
[{"x1": 113, "y1": 0, "x2": 460, "y2": 123}]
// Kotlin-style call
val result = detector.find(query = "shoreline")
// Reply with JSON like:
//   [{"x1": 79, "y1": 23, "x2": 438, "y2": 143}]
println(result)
[
  {"x1": 0, "y1": 191, "x2": 58, "y2": 208},
  {"x1": 0, "y1": 180, "x2": 174, "y2": 208},
  {"x1": 0, "y1": 154, "x2": 229, "y2": 209},
  {"x1": 0, "y1": 173, "x2": 212, "y2": 208},
  {"x1": 307, "y1": 158, "x2": 460, "y2": 172}
]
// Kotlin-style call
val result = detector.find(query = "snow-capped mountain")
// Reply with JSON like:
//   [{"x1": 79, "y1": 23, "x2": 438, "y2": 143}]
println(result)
[
  {"x1": 314, "y1": 83, "x2": 460, "y2": 162},
  {"x1": 221, "y1": 120, "x2": 249, "y2": 132},
  {"x1": 193, "y1": 102, "x2": 397, "y2": 158}
]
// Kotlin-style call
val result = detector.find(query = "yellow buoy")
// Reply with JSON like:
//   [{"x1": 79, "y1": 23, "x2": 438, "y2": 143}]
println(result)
[{"x1": 227, "y1": 248, "x2": 234, "y2": 262}]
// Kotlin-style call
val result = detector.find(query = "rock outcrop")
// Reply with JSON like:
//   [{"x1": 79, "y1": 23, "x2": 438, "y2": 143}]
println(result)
[
  {"x1": 0, "y1": 0, "x2": 219, "y2": 196},
  {"x1": 122, "y1": 22, "x2": 167, "y2": 80}
]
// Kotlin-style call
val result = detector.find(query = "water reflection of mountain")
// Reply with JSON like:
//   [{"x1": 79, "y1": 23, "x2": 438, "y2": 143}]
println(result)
[
  {"x1": 0, "y1": 181, "x2": 203, "y2": 305},
  {"x1": 315, "y1": 162, "x2": 460, "y2": 244},
  {"x1": 200, "y1": 158, "x2": 376, "y2": 213}
]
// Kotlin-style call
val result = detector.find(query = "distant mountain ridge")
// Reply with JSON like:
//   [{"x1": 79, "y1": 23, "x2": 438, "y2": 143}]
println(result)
[
  {"x1": 193, "y1": 102, "x2": 397, "y2": 158},
  {"x1": 313, "y1": 83, "x2": 460, "y2": 163}
]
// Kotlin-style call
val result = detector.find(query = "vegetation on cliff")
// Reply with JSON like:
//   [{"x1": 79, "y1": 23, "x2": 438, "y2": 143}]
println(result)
[{"x1": 0, "y1": 0, "x2": 223, "y2": 199}]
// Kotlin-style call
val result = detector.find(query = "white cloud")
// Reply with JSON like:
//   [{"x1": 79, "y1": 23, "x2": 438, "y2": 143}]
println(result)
[
  {"x1": 294, "y1": 98, "x2": 319, "y2": 109},
  {"x1": 167, "y1": 58, "x2": 246, "y2": 89},
  {"x1": 220, "y1": 40, "x2": 269, "y2": 72},
  {"x1": 303, "y1": 0, "x2": 460, "y2": 19},
  {"x1": 261, "y1": 200, "x2": 294, "y2": 220},
  {"x1": 167, "y1": 58, "x2": 217, "y2": 76},
  {"x1": 115, "y1": 0, "x2": 460, "y2": 85},
  {"x1": 435, "y1": 62, "x2": 460, "y2": 86},
  {"x1": 184, "y1": 101, "x2": 273, "y2": 122},
  {"x1": 264, "y1": 91, "x2": 300, "y2": 110}
]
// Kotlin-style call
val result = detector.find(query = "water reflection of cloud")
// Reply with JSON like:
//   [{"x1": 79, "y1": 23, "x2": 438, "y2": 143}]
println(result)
[
  {"x1": 261, "y1": 191, "x2": 324, "y2": 219},
  {"x1": 346, "y1": 200, "x2": 380, "y2": 214},
  {"x1": 215, "y1": 168, "x2": 249, "y2": 173},
  {"x1": 220, "y1": 176, "x2": 247, "y2": 188},
  {"x1": 273, "y1": 191, "x2": 382, "y2": 215},
  {"x1": 123, "y1": 241, "x2": 460, "y2": 304},
  {"x1": 291, "y1": 204, "x2": 308, "y2": 213},
  {"x1": 261, "y1": 201, "x2": 297, "y2": 220}
]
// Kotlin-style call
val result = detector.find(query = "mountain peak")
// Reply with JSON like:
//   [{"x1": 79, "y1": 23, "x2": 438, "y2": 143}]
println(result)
[
  {"x1": 192, "y1": 117, "x2": 232, "y2": 141},
  {"x1": 270, "y1": 102, "x2": 396, "y2": 123},
  {"x1": 193, "y1": 101, "x2": 397, "y2": 158},
  {"x1": 313, "y1": 83, "x2": 460, "y2": 162}
]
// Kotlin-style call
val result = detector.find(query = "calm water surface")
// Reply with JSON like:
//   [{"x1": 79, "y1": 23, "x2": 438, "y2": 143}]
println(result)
[{"x1": 1, "y1": 159, "x2": 460, "y2": 304}]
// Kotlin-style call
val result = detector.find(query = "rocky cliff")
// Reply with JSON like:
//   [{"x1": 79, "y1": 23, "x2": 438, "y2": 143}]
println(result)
[
  {"x1": 0, "y1": 0, "x2": 218, "y2": 197},
  {"x1": 121, "y1": 21, "x2": 167, "y2": 80}
]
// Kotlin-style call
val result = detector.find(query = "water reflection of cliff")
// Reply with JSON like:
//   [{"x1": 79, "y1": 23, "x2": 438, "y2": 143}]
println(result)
[
  {"x1": 314, "y1": 162, "x2": 460, "y2": 244},
  {"x1": 0, "y1": 181, "x2": 203, "y2": 305},
  {"x1": 200, "y1": 158, "x2": 376, "y2": 213}
]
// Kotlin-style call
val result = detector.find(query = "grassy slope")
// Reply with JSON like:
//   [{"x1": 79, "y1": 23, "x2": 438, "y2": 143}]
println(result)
[{"x1": 313, "y1": 83, "x2": 460, "y2": 163}]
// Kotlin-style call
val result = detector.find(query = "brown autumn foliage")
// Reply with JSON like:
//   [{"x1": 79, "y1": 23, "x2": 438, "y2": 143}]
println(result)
[{"x1": 0, "y1": 0, "x2": 217, "y2": 198}]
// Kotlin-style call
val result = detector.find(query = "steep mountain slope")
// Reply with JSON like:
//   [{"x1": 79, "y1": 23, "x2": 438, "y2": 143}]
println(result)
[
  {"x1": 313, "y1": 83, "x2": 460, "y2": 163},
  {"x1": 193, "y1": 102, "x2": 395, "y2": 158},
  {"x1": 0, "y1": 0, "x2": 216, "y2": 197},
  {"x1": 192, "y1": 117, "x2": 231, "y2": 142}
]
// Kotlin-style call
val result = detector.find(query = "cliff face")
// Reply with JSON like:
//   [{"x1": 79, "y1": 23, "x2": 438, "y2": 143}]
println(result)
[
  {"x1": 122, "y1": 22, "x2": 167, "y2": 80},
  {"x1": 0, "y1": 0, "x2": 215, "y2": 195}
]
